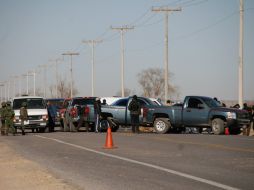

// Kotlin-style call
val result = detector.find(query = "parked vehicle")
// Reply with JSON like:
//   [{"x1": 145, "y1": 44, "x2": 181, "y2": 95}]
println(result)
[
  {"x1": 46, "y1": 98, "x2": 64, "y2": 128},
  {"x1": 82, "y1": 96, "x2": 250, "y2": 134},
  {"x1": 12, "y1": 96, "x2": 49, "y2": 132},
  {"x1": 63, "y1": 97, "x2": 96, "y2": 132}
]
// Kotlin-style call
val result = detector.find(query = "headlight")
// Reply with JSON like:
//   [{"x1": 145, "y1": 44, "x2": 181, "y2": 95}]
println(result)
[
  {"x1": 42, "y1": 115, "x2": 48, "y2": 120},
  {"x1": 227, "y1": 112, "x2": 236, "y2": 119}
]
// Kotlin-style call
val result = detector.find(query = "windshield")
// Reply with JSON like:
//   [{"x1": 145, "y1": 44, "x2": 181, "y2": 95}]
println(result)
[
  {"x1": 13, "y1": 98, "x2": 46, "y2": 109},
  {"x1": 202, "y1": 97, "x2": 221, "y2": 108}
]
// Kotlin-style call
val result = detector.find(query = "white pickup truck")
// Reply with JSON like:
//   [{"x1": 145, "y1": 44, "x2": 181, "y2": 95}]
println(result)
[{"x1": 12, "y1": 96, "x2": 49, "y2": 132}]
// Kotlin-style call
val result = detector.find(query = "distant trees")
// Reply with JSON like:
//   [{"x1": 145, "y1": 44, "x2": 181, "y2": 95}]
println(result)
[{"x1": 137, "y1": 67, "x2": 177, "y2": 100}]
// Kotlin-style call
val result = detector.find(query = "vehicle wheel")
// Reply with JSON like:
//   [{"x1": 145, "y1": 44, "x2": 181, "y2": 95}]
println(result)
[
  {"x1": 211, "y1": 118, "x2": 224, "y2": 135},
  {"x1": 63, "y1": 119, "x2": 70, "y2": 132},
  {"x1": 230, "y1": 128, "x2": 241, "y2": 135},
  {"x1": 106, "y1": 117, "x2": 119, "y2": 132},
  {"x1": 111, "y1": 125, "x2": 119, "y2": 132},
  {"x1": 44, "y1": 126, "x2": 49, "y2": 133},
  {"x1": 99, "y1": 119, "x2": 109, "y2": 132},
  {"x1": 153, "y1": 118, "x2": 170, "y2": 134},
  {"x1": 198, "y1": 127, "x2": 203, "y2": 134}
]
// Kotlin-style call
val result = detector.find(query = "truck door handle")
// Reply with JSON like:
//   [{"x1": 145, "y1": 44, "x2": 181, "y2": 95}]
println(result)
[{"x1": 186, "y1": 109, "x2": 191, "y2": 112}]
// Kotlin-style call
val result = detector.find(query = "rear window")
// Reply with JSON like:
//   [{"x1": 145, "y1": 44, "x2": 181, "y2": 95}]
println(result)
[
  {"x1": 46, "y1": 99, "x2": 64, "y2": 108},
  {"x1": 13, "y1": 98, "x2": 46, "y2": 109}
]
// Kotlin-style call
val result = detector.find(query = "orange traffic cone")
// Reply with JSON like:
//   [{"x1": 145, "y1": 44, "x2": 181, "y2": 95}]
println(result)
[
  {"x1": 104, "y1": 127, "x2": 116, "y2": 149},
  {"x1": 224, "y1": 127, "x2": 230, "y2": 135}
]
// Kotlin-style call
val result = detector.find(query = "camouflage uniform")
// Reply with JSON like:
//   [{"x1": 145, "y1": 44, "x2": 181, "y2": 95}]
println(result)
[
  {"x1": 5, "y1": 101, "x2": 15, "y2": 135},
  {"x1": 0, "y1": 102, "x2": 6, "y2": 135},
  {"x1": 19, "y1": 102, "x2": 28, "y2": 135}
]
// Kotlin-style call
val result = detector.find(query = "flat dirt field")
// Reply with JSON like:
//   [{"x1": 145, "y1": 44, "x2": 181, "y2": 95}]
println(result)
[{"x1": 0, "y1": 141, "x2": 77, "y2": 190}]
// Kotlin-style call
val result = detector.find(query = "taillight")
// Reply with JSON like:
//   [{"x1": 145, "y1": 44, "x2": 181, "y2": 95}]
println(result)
[
  {"x1": 143, "y1": 107, "x2": 149, "y2": 118},
  {"x1": 84, "y1": 106, "x2": 90, "y2": 117},
  {"x1": 70, "y1": 108, "x2": 77, "y2": 117}
]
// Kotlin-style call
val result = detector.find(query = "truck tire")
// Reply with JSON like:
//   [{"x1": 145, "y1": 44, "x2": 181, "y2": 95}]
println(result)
[
  {"x1": 99, "y1": 119, "x2": 109, "y2": 132},
  {"x1": 211, "y1": 118, "x2": 224, "y2": 135},
  {"x1": 153, "y1": 118, "x2": 170, "y2": 134}
]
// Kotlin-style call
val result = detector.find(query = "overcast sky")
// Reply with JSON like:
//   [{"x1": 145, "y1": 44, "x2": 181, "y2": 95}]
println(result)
[{"x1": 0, "y1": 0, "x2": 253, "y2": 101}]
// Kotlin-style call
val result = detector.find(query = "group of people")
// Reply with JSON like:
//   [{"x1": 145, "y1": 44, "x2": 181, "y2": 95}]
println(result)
[{"x1": 0, "y1": 101, "x2": 27, "y2": 136}]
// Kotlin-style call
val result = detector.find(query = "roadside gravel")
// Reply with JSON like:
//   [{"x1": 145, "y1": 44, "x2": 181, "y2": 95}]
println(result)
[{"x1": 0, "y1": 141, "x2": 77, "y2": 190}]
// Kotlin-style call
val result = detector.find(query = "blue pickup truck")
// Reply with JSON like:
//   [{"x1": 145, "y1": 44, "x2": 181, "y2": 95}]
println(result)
[{"x1": 83, "y1": 96, "x2": 250, "y2": 134}]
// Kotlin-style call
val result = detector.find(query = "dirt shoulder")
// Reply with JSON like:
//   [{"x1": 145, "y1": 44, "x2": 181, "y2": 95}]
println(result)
[{"x1": 0, "y1": 141, "x2": 76, "y2": 190}]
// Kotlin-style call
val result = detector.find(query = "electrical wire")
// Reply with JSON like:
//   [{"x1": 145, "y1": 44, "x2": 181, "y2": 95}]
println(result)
[{"x1": 174, "y1": 10, "x2": 238, "y2": 40}]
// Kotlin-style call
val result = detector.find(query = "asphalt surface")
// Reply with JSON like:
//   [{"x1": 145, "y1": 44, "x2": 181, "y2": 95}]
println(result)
[{"x1": 1, "y1": 129, "x2": 254, "y2": 190}]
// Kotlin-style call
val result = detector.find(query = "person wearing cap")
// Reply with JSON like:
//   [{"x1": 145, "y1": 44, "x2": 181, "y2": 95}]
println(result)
[
  {"x1": 0, "y1": 102, "x2": 7, "y2": 135},
  {"x1": 94, "y1": 97, "x2": 101, "y2": 133},
  {"x1": 19, "y1": 102, "x2": 28, "y2": 135},
  {"x1": 5, "y1": 101, "x2": 15, "y2": 136},
  {"x1": 128, "y1": 95, "x2": 141, "y2": 133}
]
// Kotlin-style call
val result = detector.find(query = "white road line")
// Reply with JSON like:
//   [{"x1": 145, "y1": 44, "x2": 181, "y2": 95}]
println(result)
[{"x1": 35, "y1": 135, "x2": 240, "y2": 190}]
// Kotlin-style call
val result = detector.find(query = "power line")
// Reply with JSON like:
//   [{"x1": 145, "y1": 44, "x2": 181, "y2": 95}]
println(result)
[{"x1": 174, "y1": 10, "x2": 238, "y2": 40}]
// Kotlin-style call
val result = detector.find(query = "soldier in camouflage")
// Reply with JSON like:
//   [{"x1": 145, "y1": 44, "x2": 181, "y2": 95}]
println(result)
[
  {"x1": 19, "y1": 102, "x2": 28, "y2": 135},
  {"x1": 5, "y1": 101, "x2": 15, "y2": 136},
  {"x1": 0, "y1": 102, "x2": 7, "y2": 135}
]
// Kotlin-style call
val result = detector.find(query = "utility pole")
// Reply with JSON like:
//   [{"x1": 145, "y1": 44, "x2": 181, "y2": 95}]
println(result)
[
  {"x1": 18, "y1": 75, "x2": 22, "y2": 96},
  {"x1": 23, "y1": 72, "x2": 33, "y2": 95},
  {"x1": 49, "y1": 58, "x2": 61, "y2": 98},
  {"x1": 11, "y1": 76, "x2": 18, "y2": 97},
  {"x1": 28, "y1": 70, "x2": 36, "y2": 96},
  {"x1": 238, "y1": 0, "x2": 244, "y2": 108},
  {"x1": 82, "y1": 40, "x2": 102, "y2": 96},
  {"x1": 152, "y1": 6, "x2": 181, "y2": 103},
  {"x1": 111, "y1": 26, "x2": 134, "y2": 97},
  {"x1": 39, "y1": 65, "x2": 48, "y2": 98},
  {"x1": 62, "y1": 52, "x2": 79, "y2": 98}
]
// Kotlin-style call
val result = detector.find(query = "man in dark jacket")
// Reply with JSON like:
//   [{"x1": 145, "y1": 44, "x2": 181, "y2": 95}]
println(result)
[
  {"x1": 94, "y1": 98, "x2": 101, "y2": 133},
  {"x1": 128, "y1": 95, "x2": 141, "y2": 133}
]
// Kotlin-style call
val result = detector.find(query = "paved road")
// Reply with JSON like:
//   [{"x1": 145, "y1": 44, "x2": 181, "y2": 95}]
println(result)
[{"x1": 1, "y1": 131, "x2": 254, "y2": 190}]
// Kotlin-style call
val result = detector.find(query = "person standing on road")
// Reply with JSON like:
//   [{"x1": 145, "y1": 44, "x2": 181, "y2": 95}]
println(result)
[
  {"x1": 94, "y1": 98, "x2": 101, "y2": 133},
  {"x1": 128, "y1": 95, "x2": 141, "y2": 133},
  {"x1": 5, "y1": 101, "x2": 15, "y2": 136},
  {"x1": 19, "y1": 102, "x2": 28, "y2": 135},
  {"x1": 242, "y1": 103, "x2": 252, "y2": 136},
  {"x1": 0, "y1": 102, "x2": 7, "y2": 135}
]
